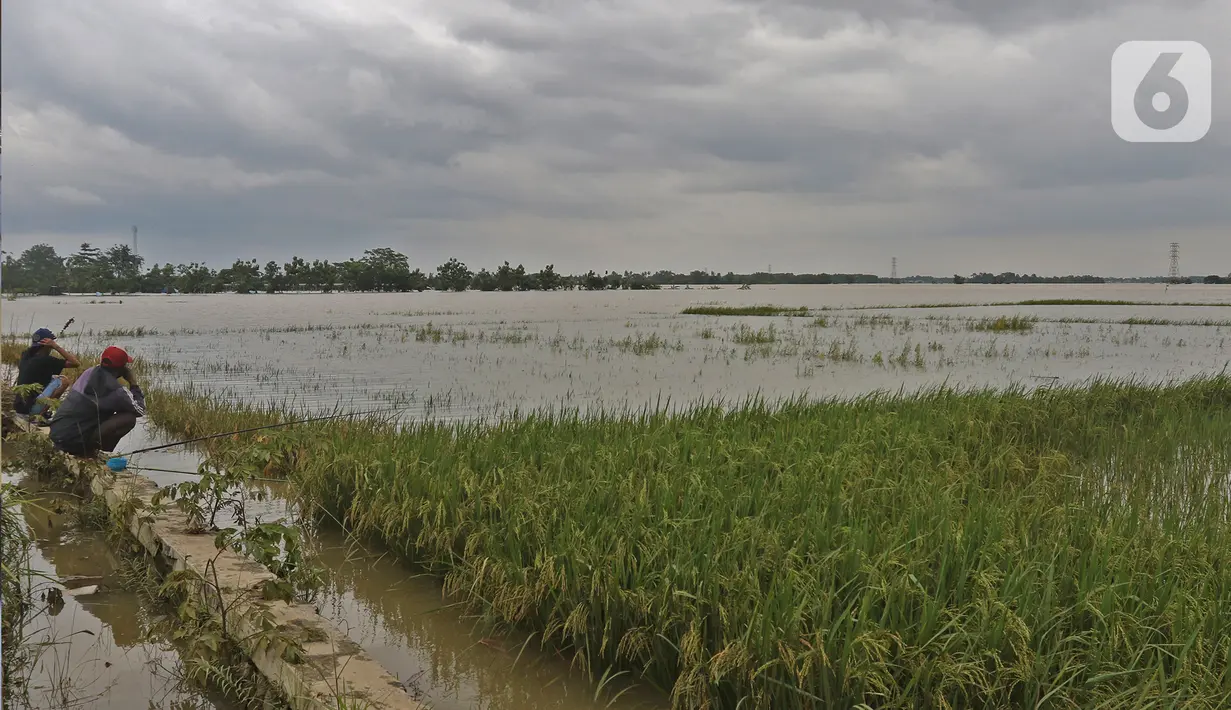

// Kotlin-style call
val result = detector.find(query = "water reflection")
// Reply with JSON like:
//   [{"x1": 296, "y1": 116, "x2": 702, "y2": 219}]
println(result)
[
  {"x1": 13, "y1": 482, "x2": 238, "y2": 710},
  {"x1": 309, "y1": 526, "x2": 667, "y2": 710}
]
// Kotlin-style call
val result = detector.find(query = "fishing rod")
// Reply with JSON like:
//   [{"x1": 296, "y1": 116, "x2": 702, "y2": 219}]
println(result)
[{"x1": 106, "y1": 406, "x2": 397, "y2": 471}]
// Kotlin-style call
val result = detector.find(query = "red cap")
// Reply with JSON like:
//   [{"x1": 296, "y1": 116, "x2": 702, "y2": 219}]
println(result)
[{"x1": 101, "y1": 346, "x2": 132, "y2": 368}]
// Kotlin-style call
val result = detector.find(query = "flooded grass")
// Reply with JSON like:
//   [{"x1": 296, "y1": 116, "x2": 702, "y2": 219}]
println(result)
[
  {"x1": 681, "y1": 305, "x2": 809, "y2": 317},
  {"x1": 143, "y1": 374, "x2": 1231, "y2": 709},
  {"x1": 968, "y1": 315, "x2": 1038, "y2": 332},
  {"x1": 825, "y1": 299, "x2": 1231, "y2": 311},
  {"x1": 731, "y1": 323, "x2": 778, "y2": 344}
]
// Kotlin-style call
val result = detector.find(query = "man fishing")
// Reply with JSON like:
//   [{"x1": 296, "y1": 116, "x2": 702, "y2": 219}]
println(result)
[
  {"x1": 49, "y1": 346, "x2": 146, "y2": 459},
  {"x1": 11, "y1": 327, "x2": 80, "y2": 420}
]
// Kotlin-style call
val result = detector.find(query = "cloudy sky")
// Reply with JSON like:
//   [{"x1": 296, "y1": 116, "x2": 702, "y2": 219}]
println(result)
[{"x1": 2, "y1": 0, "x2": 1228, "y2": 276}]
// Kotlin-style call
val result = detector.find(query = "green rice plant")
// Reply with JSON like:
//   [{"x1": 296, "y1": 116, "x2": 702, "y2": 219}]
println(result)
[
  {"x1": 149, "y1": 375, "x2": 1231, "y2": 710},
  {"x1": 807, "y1": 317, "x2": 828, "y2": 328},
  {"x1": 968, "y1": 315, "x2": 1037, "y2": 332},
  {"x1": 732, "y1": 324, "x2": 777, "y2": 345},
  {"x1": 609, "y1": 332, "x2": 683, "y2": 355},
  {"x1": 825, "y1": 337, "x2": 860, "y2": 362},
  {"x1": 682, "y1": 305, "x2": 809, "y2": 317},
  {"x1": 413, "y1": 323, "x2": 445, "y2": 343},
  {"x1": 698, "y1": 328, "x2": 716, "y2": 340}
]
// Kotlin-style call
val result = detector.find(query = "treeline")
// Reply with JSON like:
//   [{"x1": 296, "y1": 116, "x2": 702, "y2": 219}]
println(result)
[
  {"x1": 2, "y1": 243, "x2": 1225, "y2": 295},
  {"x1": 951, "y1": 272, "x2": 1109, "y2": 285},
  {"x1": 0, "y1": 243, "x2": 882, "y2": 294}
]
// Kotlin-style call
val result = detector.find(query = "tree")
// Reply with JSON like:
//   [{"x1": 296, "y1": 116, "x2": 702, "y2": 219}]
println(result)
[
  {"x1": 436, "y1": 258, "x2": 473, "y2": 292},
  {"x1": 495, "y1": 261, "x2": 518, "y2": 291},
  {"x1": 219, "y1": 259, "x2": 260, "y2": 293},
  {"x1": 581, "y1": 270, "x2": 605, "y2": 290},
  {"x1": 263, "y1": 261, "x2": 282, "y2": 294},
  {"x1": 535, "y1": 264, "x2": 562, "y2": 291},
  {"x1": 472, "y1": 268, "x2": 498, "y2": 292},
  {"x1": 66, "y1": 243, "x2": 108, "y2": 292},
  {"x1": 362, "y1": 248, "x2": 412, "y2": 291},
  {"x1": 283, "y1": 256, "x2": 307, "y2": 292},
  {"x1": 308, "y1": 260, "x2": 338, "y2": 292},
  {"x1": 105, "y1": 245, "x2": 145, "y2": 293},
  {"x1": 11, "y1": 244, "x2": 67, "y2": 293},
  {"x1": 338, "y1": 260, "x2": 369, "y2": 292},
  {"x1": 176, "y1": 263, "x2": 216, "y2": 293}
]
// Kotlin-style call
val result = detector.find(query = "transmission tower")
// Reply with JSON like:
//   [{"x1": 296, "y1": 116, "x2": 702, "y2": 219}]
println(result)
[
  {"x1": 132, "y1": 225, "x2": 138, "y2": 255},
  {"x1": 1168, "y1": 242, "x2": 1180, "y2": 282},
  {"x1": 891, "y1": 257, "x2": 898, "y2": 281}
]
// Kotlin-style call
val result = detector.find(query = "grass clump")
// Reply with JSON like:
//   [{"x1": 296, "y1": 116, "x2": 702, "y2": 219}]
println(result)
[
  {"x1": 968, "y1": 315, "x2": 1038, "y2": 332},
  {"x1": 682, "y1": 304, "x2": 809, "y2": 317},
  {"x1": 732, "y1": 324, "x2": 777, "y2": 344},
  {"x1": 148, "y1": 374, "x2": 1231, "y2": 709},
  {"x1": 609, "y1": 332, "x2": 683, "y2": 355}
]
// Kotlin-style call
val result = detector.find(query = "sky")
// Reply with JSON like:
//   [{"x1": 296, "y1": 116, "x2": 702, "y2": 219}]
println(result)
[{"x1": 2, "y1": 0, "x2": 1228, "y2": 277}]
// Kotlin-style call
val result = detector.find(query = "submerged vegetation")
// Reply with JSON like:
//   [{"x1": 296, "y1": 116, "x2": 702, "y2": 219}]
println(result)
[
  {"x1": 681, "y1": 305, "x2": 810, "y2": 317},
  {"x1": 144, "y1": 375, "x2": 1231, "y2": 709},
  {"x1": 968, "y1": 315, "x2": 1038, "y2": 332}
]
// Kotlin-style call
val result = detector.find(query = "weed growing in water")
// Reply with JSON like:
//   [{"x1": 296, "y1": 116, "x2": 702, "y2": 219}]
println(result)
[
  {"x1": 608, "y1": 332, "x2": 683, "y2": 355},
  {"x1": 682, "y1": 304, "x2": 809, "y2": 317},
  {"x1": 969, "y1": 315, "x2": 1037, "y2": 332},
  {"x1": 732, "y1": 324, "x2": 777, "y2": 344}
]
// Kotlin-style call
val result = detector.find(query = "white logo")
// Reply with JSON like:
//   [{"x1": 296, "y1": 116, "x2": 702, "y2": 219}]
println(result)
[{"x1": 1111, "y1": 41, "x2": 1212, "y2": 143}]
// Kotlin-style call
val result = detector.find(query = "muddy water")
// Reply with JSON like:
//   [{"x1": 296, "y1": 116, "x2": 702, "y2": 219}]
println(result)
[
  {"x1": 7, "y1": 284, "x2": 1231, "y2": 424},
  {"x1": 310, "y1": 526, "x2": 666, "y2": 710},
  {"x1": 3, "y1": 477, "x2": 239, "y2": 710}
]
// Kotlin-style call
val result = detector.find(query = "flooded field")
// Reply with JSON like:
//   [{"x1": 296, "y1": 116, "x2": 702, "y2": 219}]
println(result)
[
  {"x1": 5, "y1": 284, "x2": 1231, "y2": 423},
  {"x1": 5, "y1": 283, "x2": 1231, "y2": 709}
]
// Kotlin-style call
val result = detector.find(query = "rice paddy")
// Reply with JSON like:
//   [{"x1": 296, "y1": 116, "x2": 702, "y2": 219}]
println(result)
[
  {"x1": 6, "y1": 284, "x2": 1231, "y2": 709},
  {"x1": 143, "y1": 375, "x2": 1231, "y2": 709}
]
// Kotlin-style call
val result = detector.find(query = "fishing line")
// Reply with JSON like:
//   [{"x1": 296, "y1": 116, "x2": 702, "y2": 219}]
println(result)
[
  {"x1": 124, "y1": 464, "x2": 286, "y2": 483},
  {"x1": 106, "y1": 405, "x2": 400, "y2": 471}
]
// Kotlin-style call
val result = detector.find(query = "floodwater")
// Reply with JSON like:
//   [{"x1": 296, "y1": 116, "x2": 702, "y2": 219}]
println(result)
[
  {"x1": 1, "y1": 475, "x2": 239, "y2": 710},
  {"x1": 5, "y1": 284, "x2": 1231, "y2": 423}
]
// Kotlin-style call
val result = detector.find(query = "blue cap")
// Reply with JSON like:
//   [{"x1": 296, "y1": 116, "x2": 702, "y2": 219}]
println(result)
[{"x1": 32, "y1": 328, "x2": 56, "y2": 344}]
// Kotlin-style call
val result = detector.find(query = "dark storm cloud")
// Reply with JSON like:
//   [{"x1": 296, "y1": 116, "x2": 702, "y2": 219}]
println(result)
[{"x1": 3, "y1": 0, "x2": 1228, "y2": 275}]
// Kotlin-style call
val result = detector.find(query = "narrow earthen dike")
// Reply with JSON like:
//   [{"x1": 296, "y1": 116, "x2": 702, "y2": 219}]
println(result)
[{"x1": 17, "y1": 421, "x2": 426, "y2": 710}]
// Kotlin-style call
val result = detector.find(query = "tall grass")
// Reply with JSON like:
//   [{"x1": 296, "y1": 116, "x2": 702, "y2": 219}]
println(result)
[{"x1": 146, "y1": 375, "x2": 1231, "y2": 709}]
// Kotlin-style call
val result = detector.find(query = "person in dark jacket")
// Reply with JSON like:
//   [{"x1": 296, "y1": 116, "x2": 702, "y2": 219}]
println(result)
[
  {"x1": 12, "y1": 327, "x2": 80, "y2": 418},
  {"x1": 49, "y1": 346, "x2": 146, "y2": 458}
]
